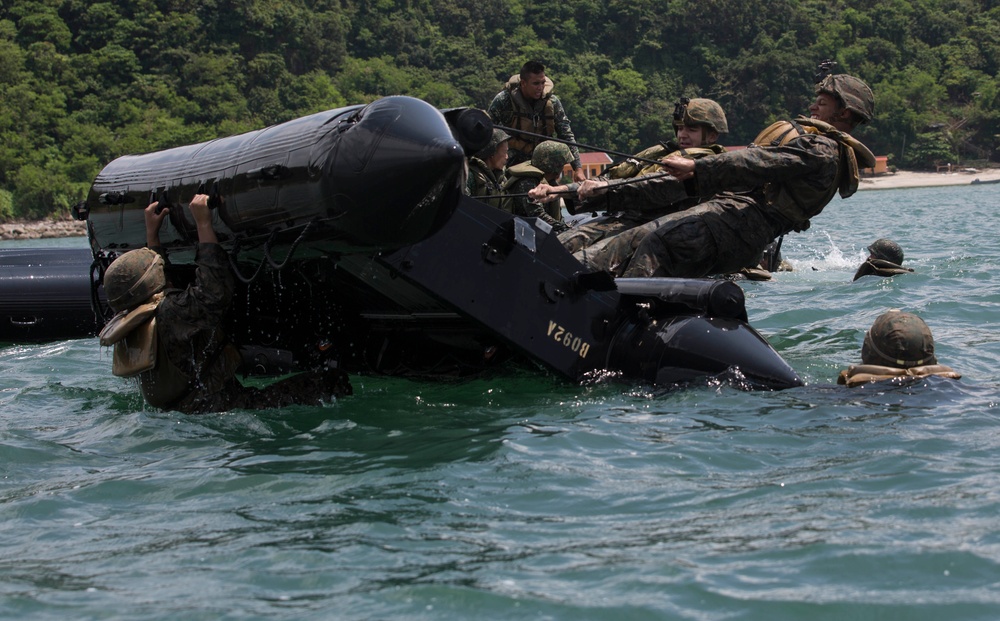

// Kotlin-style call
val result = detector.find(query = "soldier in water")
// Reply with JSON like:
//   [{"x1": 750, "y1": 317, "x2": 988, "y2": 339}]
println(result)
[
  {"x1": 853, "y1": 238, "x2": 913, "y2": 280},
  {"x1": 99, "y1": 194, "x2": 352, "y2": 413},
  {"x1": 838, "y1": 310, "x2": 960, "y2": 386}
]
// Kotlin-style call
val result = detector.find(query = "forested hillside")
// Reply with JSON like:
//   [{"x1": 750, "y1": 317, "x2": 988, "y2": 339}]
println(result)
[{"x1": 1, "y1": 0, "x2": 998, "y2": 219}]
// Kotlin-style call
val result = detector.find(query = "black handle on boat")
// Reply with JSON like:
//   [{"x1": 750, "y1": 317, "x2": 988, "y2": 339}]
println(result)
[
  {"x1": 151, "y1": 190, "x2": 170, "y2": 214},
  {"x1": 197, "y1": 182, "x2": 222, "y2": 209}
]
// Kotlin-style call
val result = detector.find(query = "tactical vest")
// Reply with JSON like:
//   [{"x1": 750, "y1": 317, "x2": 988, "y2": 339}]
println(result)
[
  {"x1": 837, "y1": 363, "x2": 961, "y2": 387},
  {"x1": 751, "y1": 117, "x2": 876, "y2": 229},
  {"x1": 606, "y1": 143, "x2": 727, "y2": 179},
  {"x1": 505, "y1": 75, "x2": 556, "y2": 161},
  {"x1": 467, "y1": 157, "x2": 506, "y2": 209}
]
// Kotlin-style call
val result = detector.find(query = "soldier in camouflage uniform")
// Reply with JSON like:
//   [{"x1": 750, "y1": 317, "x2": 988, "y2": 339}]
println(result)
[
  {"x1": 466, "y1": 128, "x2": 510, "y2": 209},
  {"x1": 555, "y1": 74, "x2": 877, "y2": 278},
  {"x1": 487, "y1": 61, "x2": 586, "y2": 183},
  {"x1": 853, "y1": 238, "x2": 913, "y2": 280},
  {"x1": 99, "y1": 195, "x2": 352, "y2": 413},
  {"x1": 544, "y1": 98, "x2": 729, "y2": 253},
  {"x1": 500, "y1": 140, "x2": 574, "y2": 232}
]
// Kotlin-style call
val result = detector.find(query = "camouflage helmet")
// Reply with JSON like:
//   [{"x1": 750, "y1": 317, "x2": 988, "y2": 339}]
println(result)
[
  {"x1": 868, "y1": 238, "x2": 903, "y2": 264},
  {"x1": 816, "y1": 74, "x2": 874, "y2": 124},
  {"x1": 104, "y1": 247, "x2": 166, "y2": 312},
  {"x1": 861, "y1": 310, "x2": 937, "y2": 368},
  {"x1": 473, "y1": 128, "x2": 510, "y2": 161},
  {"x1": 531, "y1": 140, "x2": 573, "y2": 174},
  {"x1": 674, "y1": 98, "x2": 728, "y2": 134}
]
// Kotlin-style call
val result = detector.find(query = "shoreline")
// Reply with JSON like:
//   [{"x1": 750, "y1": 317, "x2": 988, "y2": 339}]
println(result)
[
  {"x1": 859, "y1": 167, "x2": 1000, "y2": 191},
  {"x1": 3, "y1": 167, "x2": 999, "y2": 240}
]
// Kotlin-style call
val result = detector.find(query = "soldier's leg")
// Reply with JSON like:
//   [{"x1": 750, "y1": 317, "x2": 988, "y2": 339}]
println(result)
[
  {"x1": 574, "y1": 217, "x2": 668, "y2": 274},
  {"x1": 621, "y1": 219, "x2": 718, "y2": 278},
  {"x1": 559, "y1": 219, "x2": 628, "y2": 253}
]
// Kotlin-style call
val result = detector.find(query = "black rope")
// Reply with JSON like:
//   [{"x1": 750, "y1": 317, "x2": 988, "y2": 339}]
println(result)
[
  {"x1": 476, "y1": 169, "x2": 677, "y2": 202},
  {"x1": 227, "y1": 221, "x2": 315, "y2": 284},
  {"x1": 228, "y1": 234, "x2": 273, "y2": 285},
  {"x1": 265, "y1": 221, "x2": 314, "y2": 270},
  {"x1": 495, "y1": 125, "x2": 666, "y2": 168}
]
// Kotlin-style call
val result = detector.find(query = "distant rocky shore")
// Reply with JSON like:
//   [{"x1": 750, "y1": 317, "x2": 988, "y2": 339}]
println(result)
[{"x1": 0, "y1": 218, "x2": 88, "y2": 240}]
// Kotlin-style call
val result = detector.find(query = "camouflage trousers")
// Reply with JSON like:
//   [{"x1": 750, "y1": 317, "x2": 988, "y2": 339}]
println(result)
[
  {"x1": 558, "y1": 217, "x2": 632, "y2": 253},
  {"x1": 576, "y1": 195, "x2": 782, "y2": 279},
  {"x1": 560, "y1": 206, "x2": 695, "y2": 255}
]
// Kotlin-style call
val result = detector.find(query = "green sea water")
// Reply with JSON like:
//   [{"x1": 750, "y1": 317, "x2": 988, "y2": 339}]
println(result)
[{"x1": 2, "y1": 183, "x2": 999, "y2": 620}]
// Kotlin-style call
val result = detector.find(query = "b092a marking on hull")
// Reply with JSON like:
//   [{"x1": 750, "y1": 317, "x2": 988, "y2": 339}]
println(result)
[{"x1": 547, "y1": 321, "x2": 590, "y2": 359}]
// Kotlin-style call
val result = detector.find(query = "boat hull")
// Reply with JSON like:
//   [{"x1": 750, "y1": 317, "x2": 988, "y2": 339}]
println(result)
[
  {"x1": 0, "y1": 248, "x2": 103, "y2": 342},
  {"x1": 27, "y1": 95, "x2": 804, "y2": 390}
]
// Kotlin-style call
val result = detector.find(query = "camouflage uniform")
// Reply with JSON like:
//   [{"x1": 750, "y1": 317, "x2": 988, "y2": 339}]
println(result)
[
  {"x1": 466, "y1": 157, "x2": 506, "y2": 209},
  {"x1": 501, "y1": 168, "x2": 568, "y2": 231},
  {"x1": 466, "y1": 128, "x2": 509, "y2": 209},
  {"x1": 558, "y1": 144, "x2": 725, "y2": 253},
  {"x1": 487, "y1": 75, "x2": 582, "y2": 171},
  {"x1": 500, "y1": 141, "x2": 573, "y2": 231},
  {"x1": 143, "y1": 244, "x2": 351, "y2": 413},
  {"x1": 580, "y1": 120, "x2": 871, "y2": 278},
  {"x1": 578, "y1": 76, "x2": 875, "y2": 278},
  {"x1": 561, "y1": 98, "x2": 729, "y2": 254}
]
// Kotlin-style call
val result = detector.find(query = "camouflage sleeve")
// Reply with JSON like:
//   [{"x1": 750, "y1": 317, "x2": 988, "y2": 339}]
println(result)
[
  {"x1": 502, "y1": 176, "x2": 536, "y2": 217},
  {"x1": 604, "y1": 174, "x2": 691, "y2": 213},
  {"x1": 165, "y1": 243, "x2": 233, "y2": 325},
  {"x1": 500, "y1": 177, "x2": 561, "y2": 227},
  {"x1": 487, "y1": 90, "x2": 513, "y2": 127},
  {"x1": 694, "y1": 134, "x2": 841, "y2": 197},
  {"x1": 549, "y1": 95, "x2": 582, "y2": 170}
]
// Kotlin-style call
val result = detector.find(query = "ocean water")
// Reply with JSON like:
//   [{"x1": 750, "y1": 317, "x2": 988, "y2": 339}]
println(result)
[{"x1": 2, "y1": 184, "x2": 999, "y2": 620}]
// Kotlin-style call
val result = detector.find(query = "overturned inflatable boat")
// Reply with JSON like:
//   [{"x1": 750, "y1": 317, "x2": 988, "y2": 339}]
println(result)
[{"x1": 56, "y1": 95, "x2": 800, "y2": 389}]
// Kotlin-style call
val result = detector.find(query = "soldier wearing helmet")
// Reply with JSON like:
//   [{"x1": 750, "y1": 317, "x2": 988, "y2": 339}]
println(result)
[
  {"x1": 467, "y1": 128, "x2": 510, "y2": 209},
  {"x1": 533, "y1": 68, "x2": 877, "y2": 279},
  {"x1": 99, "y1": 195, "x2": 352, "y2": 413},
  {"x1": 853, "y1": 238, "x2": 913, "y2": 280},
  {"x1": 814, "y1": 74, "x2": 875, "y2": 126},
  {"x1": 838, "y1": 310, "x2": 960, "y2": 386},
  {"x1": 487, "y1": 61, "x2": 587, "y2": 183},
  {"x1": 499, "y1": 140, "x2": 573, "y2": 232},
  {"x1": 539, "y1": 97, "x2": 729, "y2": 254}
]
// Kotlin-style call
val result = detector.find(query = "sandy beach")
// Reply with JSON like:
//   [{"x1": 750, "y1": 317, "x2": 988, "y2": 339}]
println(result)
[
  {"x1": 860, "y1": 166, "x2": 1000, "y2": 190},
  {"x1": 2, "y1": 167, "x2": 999, "y2": 240}
]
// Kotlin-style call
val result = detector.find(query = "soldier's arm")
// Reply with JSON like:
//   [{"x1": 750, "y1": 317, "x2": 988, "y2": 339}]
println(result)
[
  {"x1": 487, "y1": 91, "x2": 512, "y2": 126},
  {"x1": 188, "y1": 194, "x2": 218, "y2": 245},
  {"x1": 693, "y1": 135, "x2": 840, "y2": 197},
  {"x1": 145, "y1": 202, "x2": 169, "y2": 249}
]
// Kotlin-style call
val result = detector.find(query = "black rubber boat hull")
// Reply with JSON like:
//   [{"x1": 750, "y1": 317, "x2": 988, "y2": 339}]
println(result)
[
  {"x1": 0, "y1": 247, "x2": 103, "y2": 342},
  {"x1": 38, "y1": 95, "x2": 804, "y2": 391}
]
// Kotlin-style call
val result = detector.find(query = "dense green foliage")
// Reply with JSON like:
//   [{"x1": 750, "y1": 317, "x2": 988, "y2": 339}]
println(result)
[{"x1": 1, "y1": 0, "x2": 998, "y2": 219}]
